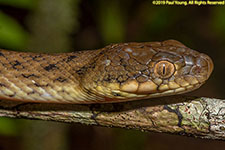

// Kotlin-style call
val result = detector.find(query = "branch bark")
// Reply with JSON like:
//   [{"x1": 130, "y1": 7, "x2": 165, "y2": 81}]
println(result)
[{"x1": 0, "y1": 96, "x2": 224, "y2": 140}]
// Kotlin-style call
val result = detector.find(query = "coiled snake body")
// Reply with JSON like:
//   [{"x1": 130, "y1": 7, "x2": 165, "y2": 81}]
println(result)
[{"x1": 0, "y1": 40, "x2": 213, "y2": 103}]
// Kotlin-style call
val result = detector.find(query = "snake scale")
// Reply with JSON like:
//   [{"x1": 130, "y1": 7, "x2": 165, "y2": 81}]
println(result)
[{"x1": 0, "y1": 40, "x2": 213, "y2": 104}]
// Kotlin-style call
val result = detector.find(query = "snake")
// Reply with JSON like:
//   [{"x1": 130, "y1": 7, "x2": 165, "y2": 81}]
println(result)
[{"x1": 0, "y1": 40, "x2": 213, "y2": 104}]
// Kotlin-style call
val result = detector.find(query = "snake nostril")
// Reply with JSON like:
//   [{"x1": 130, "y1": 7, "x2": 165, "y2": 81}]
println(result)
[
  {"x1": 189, "y1": 53, "x2": 214, "y2": 83},
  {"x1": 199, "y1": 53, "x2": 214, "y2": 79}
]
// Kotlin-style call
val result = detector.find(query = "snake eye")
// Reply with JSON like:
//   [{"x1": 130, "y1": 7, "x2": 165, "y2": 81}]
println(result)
[{"x1": 154, "y1": 60, "x2": 175, "y2": 79}]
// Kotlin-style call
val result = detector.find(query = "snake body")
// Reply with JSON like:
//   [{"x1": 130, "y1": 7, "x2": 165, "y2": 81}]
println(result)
[{"x1": 0, "y1": 40, "x2": 213, "y2": 103}]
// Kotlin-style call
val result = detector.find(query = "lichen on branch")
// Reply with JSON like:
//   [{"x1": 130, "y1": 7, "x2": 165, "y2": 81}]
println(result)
[{"x1": 0, "y1": 96, "x2": 224, "y2": 140}]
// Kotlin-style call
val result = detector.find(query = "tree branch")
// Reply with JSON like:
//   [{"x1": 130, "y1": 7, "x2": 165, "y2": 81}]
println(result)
[{"x1": 0, "y1": 96, "x2": 224, "y2": 140}]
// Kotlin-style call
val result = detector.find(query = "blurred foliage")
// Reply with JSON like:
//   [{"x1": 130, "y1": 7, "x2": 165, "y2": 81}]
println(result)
[
  {"x1": 97, "y1": 0, "x2": 125, "y2": 43},
  {"x1": 0, "y1": 118, "x2": 19, "y2": 136},
  {"x1": 144, "y1": 7, "x2": 179, "y2": 35},
  {"x1": 212, "y1": 8, "x2": 225, "y2": 37},
  {"x1": 27, "y1": 0, "x2": 79, "y2": 53},
  {"x1": 0, "y1": 0, "x2": 37, "y2": 9},
  {"x1": 0, "y1": 11, "x2": 28, "y2": 49},
  {"x1": 114, "y1": 130, "x2": 147, "y2": 150}
]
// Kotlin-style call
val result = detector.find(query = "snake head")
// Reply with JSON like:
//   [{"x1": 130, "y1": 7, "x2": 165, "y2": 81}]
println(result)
[{"x1": 82, "y1": 40, "x2": 213, "y2": 102}]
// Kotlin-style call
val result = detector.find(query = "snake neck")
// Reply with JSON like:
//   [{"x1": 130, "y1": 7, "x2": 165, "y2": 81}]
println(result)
[{"x1": 0, "y1": 49, "x2": 105, "y2": 103}]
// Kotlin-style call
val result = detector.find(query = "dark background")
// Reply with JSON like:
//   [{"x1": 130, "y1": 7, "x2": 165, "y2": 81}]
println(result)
[{"x1": 0, "y1": 0, "x2": 224, "y2": 150}]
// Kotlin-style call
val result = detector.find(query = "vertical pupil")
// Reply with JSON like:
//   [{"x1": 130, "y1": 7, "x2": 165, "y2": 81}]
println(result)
[
  {"x1": 162, "y1": 63, "x2": 166, "y2": 75},
  {"x1": 154, "y1": 61, "x2": 175, "y2": 79}
]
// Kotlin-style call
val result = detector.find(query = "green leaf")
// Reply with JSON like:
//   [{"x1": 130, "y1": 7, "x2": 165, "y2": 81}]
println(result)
[{"x1": 0, "y1": 12, "x2": 28, "y2": 49}]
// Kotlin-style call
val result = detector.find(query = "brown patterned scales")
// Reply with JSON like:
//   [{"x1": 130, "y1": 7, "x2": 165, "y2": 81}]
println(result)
[{"x1": 0, "y1": 40, "x2": 213, "y2": 103}]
